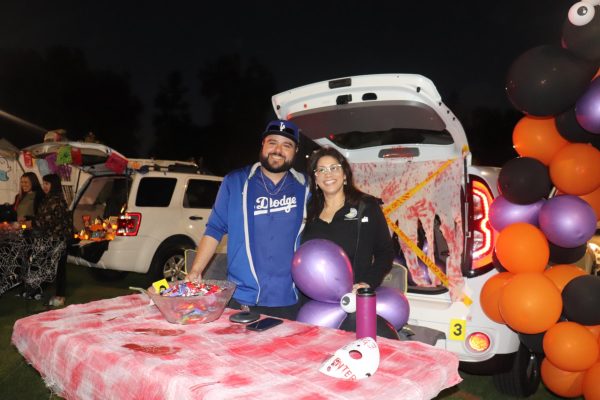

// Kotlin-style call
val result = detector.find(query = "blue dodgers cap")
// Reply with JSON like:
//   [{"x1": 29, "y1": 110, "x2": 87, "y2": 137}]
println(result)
[{"x1": 262, "y1": 119, "x2": 300, "y2": 144}]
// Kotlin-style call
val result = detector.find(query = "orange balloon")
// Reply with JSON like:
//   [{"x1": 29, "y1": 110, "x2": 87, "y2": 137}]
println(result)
[
  {"x1": 544, "y1": 322, "x2": 600, "y2": 372},
  {"x1": 580, "y1": 186, "x2": 600, "y2": 221},
  {"x1": 583, "y1": 362, "x2": 600, "y2": 400},
  {"x1": 541, "y1": 358, "x2": 585, "y2": 398},
  {"x1": 480, "y1": 272, "x2": 514, "y2": 324},
  {"x1": 495, "y1": 223, "x2": 549, "y2": 273},
  {"x1": 550, "y1": 143, "x2": 600, "y2": 195},
  {"x1": 543, "y1": 264, "x2": 587, "y2": 292},
  {"x1": 498, "y1": 273, "x2": 562, "y2": 334},
  {"x1": 586, "y1": 325, "x2": 600, "y2": 340},
  {"x1": 512, "y1": 116, "x2": 569, "y2": 165}
]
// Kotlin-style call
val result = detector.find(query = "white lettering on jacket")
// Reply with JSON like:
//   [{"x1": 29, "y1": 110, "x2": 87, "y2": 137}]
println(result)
[{"x1": 254, "y1": 195, "x2": 297, "y2": 215}]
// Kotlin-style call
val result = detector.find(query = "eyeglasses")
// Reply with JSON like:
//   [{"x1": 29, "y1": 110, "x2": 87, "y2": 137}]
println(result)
[{"x1": 314, "y1": 164, "x2": 343, "y2": 175}]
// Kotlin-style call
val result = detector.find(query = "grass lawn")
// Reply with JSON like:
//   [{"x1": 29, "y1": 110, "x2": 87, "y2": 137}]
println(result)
[{"x1": 1, "y1": 264, "x2": 565, "y2": 399}]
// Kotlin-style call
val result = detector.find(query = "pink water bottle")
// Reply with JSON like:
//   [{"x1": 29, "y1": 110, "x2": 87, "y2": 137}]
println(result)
[{"x1": 356, "y1": 287, "x2": 377, "y2": 341}]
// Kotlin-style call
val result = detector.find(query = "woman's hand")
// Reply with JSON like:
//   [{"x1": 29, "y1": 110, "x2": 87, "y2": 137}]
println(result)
[{"x1": 352, "y1": 282, "x2": 370, "y2": 293}]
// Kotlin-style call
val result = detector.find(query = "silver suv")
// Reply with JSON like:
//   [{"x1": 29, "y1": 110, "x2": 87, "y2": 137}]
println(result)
[{"x1": 24, "y1": 142, "x2": 226, "y2": 283}]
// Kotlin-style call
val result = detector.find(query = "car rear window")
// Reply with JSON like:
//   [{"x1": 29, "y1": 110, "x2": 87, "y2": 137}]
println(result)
[
  {"x1": 327, "y1": 128, "x2": 454, "y2": 150},
  {"x1": 183, "y1": 179, "x2": 221, "y2": 208},
  {"x1": 291, "y1": 100, "x2": 456, "y2": 150},
  {"x1": 136, "y1": 177, "x2": 177, "y2": 207}
]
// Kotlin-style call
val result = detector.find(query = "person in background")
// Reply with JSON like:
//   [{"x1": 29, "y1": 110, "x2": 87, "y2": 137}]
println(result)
[
  {"x1": 301, "y1": 147, "x2": 394, "y2": 292},
  {"x1": 187, "y1": 120, "x2": 309, "y2": 320},
  {"x1": 32, "y1": 174, "x2": 72, "y2": 307},
  {"x1": 14, "y1": 172, "x2": 42, "y2": 224}
]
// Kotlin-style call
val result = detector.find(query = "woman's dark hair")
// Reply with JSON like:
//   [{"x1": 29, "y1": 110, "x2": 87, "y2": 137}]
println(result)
[
  {"x1": 306, "y1": 147, "x2": 365, "y2": 222},
  {"x1": 18, "y1": 172, "x2": 43, "y2": 213},
  {"x1": 19, "y1": 172, "x2": 42, "y2": 197},
  {"x1": 43, "y1": 174, "x2": 64, "y2": 197}
]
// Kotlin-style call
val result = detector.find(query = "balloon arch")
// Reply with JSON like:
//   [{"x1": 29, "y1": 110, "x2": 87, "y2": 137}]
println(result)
[{"x1": 484, "y1": 2, "x2": 600, "y2": 398}]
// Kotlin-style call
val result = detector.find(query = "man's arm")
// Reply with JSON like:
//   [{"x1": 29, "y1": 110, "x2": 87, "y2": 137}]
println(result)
[{"x1": 187, "y1": 235, "x2": 220, "y2": 281}]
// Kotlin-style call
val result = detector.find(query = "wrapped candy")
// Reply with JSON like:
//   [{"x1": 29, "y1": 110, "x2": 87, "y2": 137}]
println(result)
[{"x1": 160, "y1": 281, "x2": 223, "y2": 297}]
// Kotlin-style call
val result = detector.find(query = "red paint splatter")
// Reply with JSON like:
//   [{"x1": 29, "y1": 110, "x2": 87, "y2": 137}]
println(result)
[
  {"x1": 229, "y1": 343, "x2": 276, "y2": 358},
  {"x1": 75, "y1": 320, "x2": 105, "y2": 330},
  {"x1": 333, "y1": 379, "x2": 360, "y2": 391},
  {"x1": 299, "y1": 395, "x2": 329, "y2": 400},
  {"x1": 122, "y1": 343, "x2": 180, "y2": 356},
  {"x1": 221, "y1": 373, "x2": 251, "y2": 387},
  {"x1": 210, "y1": 324, "x2": 247, "y2": 335},
  {"x1": 133, "y1": 328, "x2": 184, "y2": 336},
  {"x1": 85, "y1": 308, "x2": 107, "y2": 314}
]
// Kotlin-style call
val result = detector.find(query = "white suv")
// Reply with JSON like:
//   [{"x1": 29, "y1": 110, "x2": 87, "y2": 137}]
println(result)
[
  {"x1": 272, "y1": 74, "x2": 537, "y2": 396},
  {"x1": 23, "y1": 142, "x2": 226, "y2": 283}
]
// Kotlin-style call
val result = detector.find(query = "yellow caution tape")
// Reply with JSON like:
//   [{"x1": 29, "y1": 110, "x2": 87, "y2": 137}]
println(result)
[
  {"x1": 382, "y1": 158, "x2": 472, "y2": 306},
  {"x1": 383, "y1": 159, "x2": 455, "y2": 215}
]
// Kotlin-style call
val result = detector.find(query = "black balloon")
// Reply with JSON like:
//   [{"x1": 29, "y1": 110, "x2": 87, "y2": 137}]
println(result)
[
  {"x1": 548, "y1": 241, "x2": 588, "y2": 264},
  {"x1": 519, "y1": 332, "x2": 545, "y2": 354},
  {"x1": 498, "y1": 157, "x2": 552, "y2": 205},
  {"x1": 555, "y1": 107, "x2": 600, "y2": 150},
  {"x1": 562, "y1": 5, "x2": 600, "y2": 62},
  {"x1": 505, "y1": 45, "x2": 597, "y2": 116},
  {"x1": 562, "y1": 275, "x2": 600, "y2": 325}
]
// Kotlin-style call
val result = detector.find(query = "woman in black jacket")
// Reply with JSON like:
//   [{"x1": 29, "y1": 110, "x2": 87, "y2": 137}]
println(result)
[
  {"x1": 301, "y1": 147, "x2": 394, "y2": 291},
  {"x1": 32, "y1": 174, "x2": 72, "y2": 306}
]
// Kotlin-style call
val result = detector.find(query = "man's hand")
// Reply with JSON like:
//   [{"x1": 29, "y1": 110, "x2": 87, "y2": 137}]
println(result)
[
  {"x1": 186, "y1": 268, "x2": 202, "y2": 282},
  {"x1": 185, "y1": 235, "x2": 219, "y2": 283}
]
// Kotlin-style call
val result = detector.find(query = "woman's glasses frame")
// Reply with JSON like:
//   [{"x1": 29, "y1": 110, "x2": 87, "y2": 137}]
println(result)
[{"x1": 314, "y1": 164, "x2": 343, "y2": 176}]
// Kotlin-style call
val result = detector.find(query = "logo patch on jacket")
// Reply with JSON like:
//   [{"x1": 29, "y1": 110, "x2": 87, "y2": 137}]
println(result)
[
  {"x1": 344, "y1": 208, "x2": 358, "y2": 220},
  {"x1": 254, "y1": 195, "x2": 297, "y2": 215}
]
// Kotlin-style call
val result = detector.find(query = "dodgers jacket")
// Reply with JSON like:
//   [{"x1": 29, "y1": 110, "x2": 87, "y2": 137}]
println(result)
[{"x1": 204, "y1": 162, "x2": 309, "y2": 306}]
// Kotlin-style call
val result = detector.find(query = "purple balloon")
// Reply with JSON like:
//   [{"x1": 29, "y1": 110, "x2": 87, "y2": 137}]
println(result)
[
  {"x1": 539, "y1": 195, "x2": 597, "y2": 248},
  {"x1": 489, "y1": 196, "x2": 545, "y2": 232},
  {"x1": 296, "y1": 300, "x2": 347, "y2": 329},
  {"x1": 292, "y1": 239, "x2": 353, "y2": 303},
  {"x1": 576, "y1": 77, "x2": 600, "y2": 134},
  {"x1": 375, "y1": 286, "x2": 410, "y2": 330}
]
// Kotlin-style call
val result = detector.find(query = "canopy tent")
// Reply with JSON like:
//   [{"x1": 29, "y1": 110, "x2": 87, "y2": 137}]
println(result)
[
  {"x1": 0, "y1": 138, "x2": 20, "y2": 159},
  {"x1": 0, "y1": 138, "x2": 23, "y2": 204}
]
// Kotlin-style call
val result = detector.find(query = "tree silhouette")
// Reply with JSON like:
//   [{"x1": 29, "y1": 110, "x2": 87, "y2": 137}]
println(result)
[
  {"x1": 197, "y1": 54, "x2": 276, "y2": 174},
  {"x1": 0, "y1": 47, "x2": 142, "y2": 155},
  {"x1": 151, "y1": 71, "x2": 200, "y2": 161}
]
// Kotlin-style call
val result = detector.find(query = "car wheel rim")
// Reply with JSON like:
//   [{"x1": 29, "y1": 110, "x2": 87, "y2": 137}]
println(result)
[{"x1": 163, "y1": 254, "x2": 185, "y2": 281}]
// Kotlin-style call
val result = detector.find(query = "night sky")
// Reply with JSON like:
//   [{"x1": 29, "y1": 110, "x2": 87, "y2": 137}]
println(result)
[{"x1": 0, "y1": 1, "x2": 576, "y2": 154}]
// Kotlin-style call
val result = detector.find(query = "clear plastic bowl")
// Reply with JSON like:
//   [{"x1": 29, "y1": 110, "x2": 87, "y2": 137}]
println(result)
[{"x1": 147, "y1": 280, "x2": 236, "y2": 324}]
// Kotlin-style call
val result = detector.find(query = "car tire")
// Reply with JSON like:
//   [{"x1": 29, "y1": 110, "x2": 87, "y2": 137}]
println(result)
[
  {"x1": 492, "y1": 344, "x2": 541, "y2": 397},
  {"x1": 148, "y1": 242, "x2": 193, "y2": 283}
]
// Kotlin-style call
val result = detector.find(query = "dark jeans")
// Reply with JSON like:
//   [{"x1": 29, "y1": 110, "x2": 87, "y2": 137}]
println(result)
[{"x1": 54, "y1": 249, "x2": 67, "y2": 297}]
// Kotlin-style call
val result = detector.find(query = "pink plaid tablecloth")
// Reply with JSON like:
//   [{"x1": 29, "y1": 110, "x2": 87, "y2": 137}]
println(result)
[{"x1": 12, "y1": 295, "x2": 461, "y2": 400}]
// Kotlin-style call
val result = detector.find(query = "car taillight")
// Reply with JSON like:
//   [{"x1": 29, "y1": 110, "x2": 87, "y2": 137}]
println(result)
[
  {"x1": 471, "y1": 178, "x2": 495, "y2": 270},
  {"x1": 116, "y1": 212, "x2": 141, "y2": 236},
  {"x1": 466, "y1": 331, "x2": 491, "y2": 352}
]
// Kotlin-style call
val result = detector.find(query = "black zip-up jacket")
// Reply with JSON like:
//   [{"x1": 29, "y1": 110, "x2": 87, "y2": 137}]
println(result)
[{"x1": 301, "y1": 196, "x2": 394, "y2": 288}]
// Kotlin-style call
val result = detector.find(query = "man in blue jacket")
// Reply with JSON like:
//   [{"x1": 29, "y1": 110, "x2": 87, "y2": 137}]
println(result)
[{"x1": 187, "y1": 120, "x2": 309, "y2": 319}]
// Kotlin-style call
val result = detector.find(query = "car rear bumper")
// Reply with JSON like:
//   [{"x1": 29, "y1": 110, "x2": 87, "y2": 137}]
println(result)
[{"x1": 68, "y1": 236, "x2": 161, "y2": 273}]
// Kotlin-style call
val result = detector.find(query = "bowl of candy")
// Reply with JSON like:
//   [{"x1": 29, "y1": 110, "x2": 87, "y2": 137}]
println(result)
[{"x1": 147, "y1": 280, "x2": 236, "y2": 324}]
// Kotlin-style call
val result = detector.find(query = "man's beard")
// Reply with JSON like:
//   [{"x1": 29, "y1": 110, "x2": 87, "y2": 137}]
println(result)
[{"x1": 259, "y1": 152, "x2": 294, "y2": 173}]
